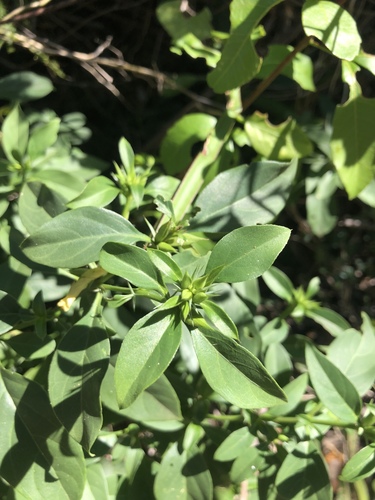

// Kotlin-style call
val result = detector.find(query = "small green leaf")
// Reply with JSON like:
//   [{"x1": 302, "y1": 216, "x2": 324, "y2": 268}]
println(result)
[
  {"x1": 264, "y1": 342, "x2": 293, "y2": 386},
  {"x1": 21, "y1": 207, "x2": 149, "y2": 268},
  {"x1": 191, "y1": 160, "x2": 297, "y2": 232},
  {"x1": 100, "y1": 242, "x2": 164, "y2": 292},
  {"x1": 0, "y1": 71, "x2": 54, "y2": 102},
  {"x1": 157, "y1": 1, "x2": 212, "y2": 42},
  {"x1": 305, "y1": 344, "x2": 361, "y2": 422},
  {"x1": 48, "y1": 308, "x2": 110, "y2": 451},
  {"x1": 207, "y1": 0, "x2": 284, "y2": 93},
  {"x1": 330, "y1": 93, "x2": 375, "y2": 199},
  {"x1": 205, "y1": 225, "x2": 291, "y2": 283},
  {"x1": 154, "y1": 442, "x2": 213, "y2": 500},
  {"x1": 115, "y1": 309, "x2": 182, "y2": 408},
  {"x1": 245, "y1": 113, "x2": 313, "y2": 160},
  {"x1": 275, "y1": 441, "x2": 332, "y2": 499},
  {"x1": 306, "y1": 306, "x2": 350, "y2": 336},
  {"x1": 67, "y1": 176, "x2": 120, "y2": 209},
  {"x1": 118, "y1": 137, "x2": 134, "y2": 173},
  {"x1": 191, "y1": 325, "x2": 286, "y2": 408},
  {"x1": 200, "y1": 300, "x2": 239, "y2": 340},
  {"x1": 147, "y1": 248, "x2": 183, "y2": 282},
  {"x1": 0, "y1": 291, "x2": 26, "y2": 334},
  {"x1": 160, "y1": 113, "x2": 217, "y2": 175},
  {"x1": 302, "y1": 0, "x2": 361, "y2": 61},
  {"x1": 2, "y1": 105, "x2": 29, "y2": 162},
  {"x1": 27, "y1": 118, "x2": 60, "y2": 160},
  {"x1": 262, "y1": 266, "x2": 294, "y2": 301},
  {"x1": 340, "y1": 444, "x2": 375, "y2": 482},
  {"x1": 0, "y1": 368, "x2": 85, "y2": 500},
  {"x1": 264, "y1": 373, "x2": 309, "y2": 418},
  {"x1": 214, "y1": 427, "x2": 254, "y2": 462}
]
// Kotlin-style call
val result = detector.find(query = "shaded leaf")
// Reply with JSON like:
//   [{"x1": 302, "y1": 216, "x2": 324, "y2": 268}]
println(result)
[
  {"x1": 0, "y1": 71, "x2": 54, "y2": 102},
  {"x1": 0, "y1": 368, "x2": 85, "y2": 500},
  {"x1": 21, "y1": 207, "x2": 149, "y2": 268},
  {"x1": 340, "y1": 444, "x2": 375, "y2": 482},
  {"x1": 27, "y1": 118, "x2": 60, "y2": 160},
  {"x1": 2, "y1": 105, "x2": 29, "y2": 162},
  {"x1": 306, "y1": 306, "x2": 350, "y2": 337},
  {"x1": 214, "y1": 427, "x2": 254, "y2": 462},
  {"x1": 263, "y1": 373, "x2": 309, "y2": 418},
  {"x1": 191, "y1": 160, "x2": 297, "y2": 232},
  {"x1": 191, "y1": 325, "x2": 286, "y2": 408}
]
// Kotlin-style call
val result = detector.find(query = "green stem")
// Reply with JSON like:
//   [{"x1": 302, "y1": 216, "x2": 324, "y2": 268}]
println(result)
[{"x1": 260, "y1": 414, "x2": 358, "y2": 429}]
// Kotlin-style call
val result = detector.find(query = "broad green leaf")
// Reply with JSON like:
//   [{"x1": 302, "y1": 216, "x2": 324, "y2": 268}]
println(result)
[
  {"x1": 306, "y1": 170, "x2": 339, "y2": 237},
  {"x1": 3, "y1": 331, "x2": 55, "y2": 360},
  {"x1": 275, "y1": 441, "x2": 332, "y2": 499},
  {"x1": 173, "y1": 33, "x2": 220, "y2": 67},
  {"x1": 48, "y1": 309, "x2": 110, "y2": 451},
  {"x1": 115, "y1": 309, "x2": 182, "y2": 408},
  {"x1": 259, "y1": 318, "x2": 289, "y2": 352},
  {"x1": 145, "y1": 175, "x2": 180, "y2": 200},
  {"x1": 21, "y1": 207, "x2": 149, "y2": 268},
  {"x1": 245, "y1": 113, "x2": 313, "y2": 160},
  {"x1": 83, "y1": 462, "x2": 110, "y2": 500},
  {"x1": 327, "y1": 313, "x2": 375, "y2": 396},
  {"x1": 262, "y1": 266, "x2": 294, "y2": 301},
  {"x1": 19, "y1": 182, "x2": 66, "y2": 234},
  {"x1": 2, "y1": 105, "x2": 29, "y2": 163},
  {"x1": 340, "y1": 444, "x2": 375, "y2": 482},
  {"x1": 29, "y1": 169, "x2": 86, "y2": 201},
  {"x1": 264, "y1": 373, "x2": 309, "y2": 418},
  {"x1": 230, "y1": 447, "x2": 263, "y2": 483},
  {"x1": 0, "y1": 368, "x2": 85, "y2": 500},
  {"x1": 100, "y1": 242, "x2": 164, "y2": 293},
  {"x1": 160, "y1": 113, "x2": 217, "y2": 175},
  {"x1": 214, "y1": 427, "x2": 254, "y2": 462},
  {"x1": 302, "y1": 0, "x2": 361, "y2": 61},
  {"x1": 118, "y1": 137, "x2": 134, "y2": 173},
  {"x1": 27, "y1": 118, "x2": 60, "y2": 160},
  {"x1": 200, "y1": 300, "x2": 239, "y2": 340},
  {"x1": 156, "y1": 1, "x2": 212, "y2": 41},
  {"x1": 305, "y1": 344, "x2": 361, "y2": 422},
  {"x1": 154, "y1": 442, "x2": 213, "y2": 500},
  {"x1": 102, "y1": 365, "x2": 182, "y2": 422},
  {"x1": 147, "y1": 248, "x2": 183, "y2": 282},
  {"x1": 0, "y1": 71, "x2": 54, "y2": 101},
  {"x1": 191, "y1": 326, "x2": 286, "y2": 408},
  {"x1": 306, "y1": 306, "x2": 350, "y2": 336},
  {"x1": 67, "y1": 176, "x2": 120, "y2": 209},
  {"x1": 207, "y1": 0, "x2": 284, "y2": 93},
  {"x1": 257, "y1": 45, "x2": 316, "y2": 91},
  {"x1": 0, "y1": 291, "x2": 26, "y2": 334},
  {"x1": 330, "y1": 94, "x2": 375, "y2": 199},
  {"x1": 191, "y1": 160, "x2": 297, "y2": 232},
  {"x1": 205, "y1": 225, "x2": 291, "y2": 283}
]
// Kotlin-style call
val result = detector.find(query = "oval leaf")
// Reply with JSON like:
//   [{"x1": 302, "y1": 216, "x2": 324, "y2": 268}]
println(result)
[
  {"x1": 205, "y1": 225, "x2": 291, "y2": 283},
  {"x1": 115, "y1": 309, "x2": 182, "y2": 408},
  {"x1": 21, "y1": 207, "x2": 149, "y2": 268},
  {"x1": 340, "y1": 444, "x2": 375, "y2": 482},
  {"x1": 191, "y1": 326, "x2": 286, "y2": 408},
  {"x1": 0, "y1": 71, "x2": 54, "y2": 102}
]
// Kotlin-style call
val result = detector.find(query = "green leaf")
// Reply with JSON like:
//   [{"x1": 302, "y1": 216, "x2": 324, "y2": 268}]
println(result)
[
  {"x1": 302, "y1": 0, "x2": 361, "y2": 61},
  {"x1": 19, "y1": 182, "x2": 66, "y2": 234},
  {"x1": 21, "y1": 207, "x2": 149, "y2": 268},
  {"x1": 4, "y1": 331, "x2": 55, "y2": 360},
  {"x1": 29, "y1": 169, "x2": 86, "y2": 201},
  {"x1": 115, "y1": 309, "x2": 182, "y2": 408},
  {"x1": 27, "y1": 118, "x2": 60, "y2": 161},
  {"x1": 275, "y1": 441, "x2": 332, "y2": 499},
  {"x1": 262, "y1": 266, "x2": 294, "y2": 301},
  {"x1": 306, "y1": 306, "x2": 350, "y2": 336},
  {"x1": 156, "y1": 1, "x2": 212, "y2": 42},
  {"x1": 327, "y1": 313, "x2": 375, "y2": 396},
  {"x1": 259, "y1": 318, "x2": 289, "y2": 352},
  {"x1": 100, "y1": 242, "x2": 165, "y2": 293},
  {"x1": 230, "y1": 447, "x2": 263, "y2": 483},
  {"x1": 200, "y1": 300, "x2": 239, "y2": 340},
  {"x1": 2, "y1": 105, "x2": 29, "y2": 162},
  {"x1": 0, "y1": 71, "x2": 54, "y2": 102},
  {"x1": 154, "y1": 442, "x2": 213, "y2": 500},
  {"x1": 245, "y1": 113, "x2": 313, "y2": 160},
  {"x1": 160, "y1": 113, "x2": 217, "y2": 175},
  {"x1": 48, "y1": 308, "x2": 110, "y2": 451},
  {"x1": 257, "y1": 45, "x2": 316, "y2": 91},
  {"x1": 118, "y1": 137, "x2": 134, "y2": 173},
  {"x1": 83, "y1": 462, "x2": 110, "y2": 500},
  {"x1": 264, "y1": 342, "x2": 293, "y2": 386},
  {"x1": 147, "y1": 248, "x2": 183, "y2": 282},
  {"x1": 340, "y1": 444, "x2": 375, "y2": 482},
  {"x1": 0, "y1": 368, "x2": 85, "y2": 500},
  {"x1": 305, "y1": 344, "x2": 362, "y2": 422},
  {"x1": 214, "y1": 427, "x2": 254, "y2": 462},
  {"x1": 67, "y1": 176, "x2": 120, "y2": 209},
  {"x1": 207, "y1": 0, "x2": 284, "y2": 93},
  {"x1": 264, "y1": 373, "x2": 309, "y2": 418},
  {"x1": 306, "y1": 170, "x2": 338, "y2": 237},
  {"x1": 205, "y1": 225, "x2": 291, "y2": 283},
  {"x1": 191, "y1": 160, "x2": 297, "y2": 232},
  {"x1": 191, "y1": 325, "x2": 286, "y2": 408},
  {"x1": 354, "y1": 50, "x2": 375, "y2": 75},
  {"x1": 0, "y1": 291, "x2": 26, "y2": 334},
  {"x1": 330, "y1": 94, "x2": 375, "y2": 199}
]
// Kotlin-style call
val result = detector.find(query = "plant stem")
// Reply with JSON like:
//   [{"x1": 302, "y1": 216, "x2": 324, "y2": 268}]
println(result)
[
  {"x1": 242, "y1": 35, "x2": 312, "y2": 112},
  {"x1": 260, "y1": 414, "x2": 358, "y2": 429}
]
